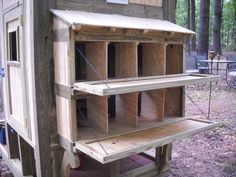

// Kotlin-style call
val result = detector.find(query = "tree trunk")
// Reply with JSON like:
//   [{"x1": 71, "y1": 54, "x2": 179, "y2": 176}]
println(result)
[
  {"x1": 191, "y1": 0, "x2": 196, "y2": 51},
  {"x1": 198, "y1": 0, "x2": 210, "y2": 56},
  {"x1": 213, "y1": 0, "x2": 223, "y2": 54},
  {"x1": 185, "y1": 0, "x2": 191, "y2": 53}
]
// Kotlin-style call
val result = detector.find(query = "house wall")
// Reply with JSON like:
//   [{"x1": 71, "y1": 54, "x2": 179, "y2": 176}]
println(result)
[{"x1": 56, "y1": 0, "x2": 163, "y2": 19}]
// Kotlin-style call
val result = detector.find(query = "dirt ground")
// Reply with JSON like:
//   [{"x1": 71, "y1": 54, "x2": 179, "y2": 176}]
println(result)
[
  {"x1": 170, "y1": 78, "x2": 236, "y2": 177},
  {"x1": 0, "y1": 66, "x2": 236, "y2": 177}
]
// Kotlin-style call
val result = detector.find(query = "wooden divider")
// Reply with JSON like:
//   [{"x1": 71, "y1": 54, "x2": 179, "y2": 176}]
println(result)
[
  {"x1": 115, "y1": 42, "x2": 138, "y2": 128},
  {"x1": 165, "y1": 44, "x2": 184, "y2": 117},
  {"x1": 86, "y1": 42, "x2": 109, "y2": 134},
  {"x1": 140, "y1": 43, "x2": 166, "y2": 123}
]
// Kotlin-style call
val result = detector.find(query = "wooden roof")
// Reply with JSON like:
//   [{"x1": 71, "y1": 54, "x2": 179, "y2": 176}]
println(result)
[{"x1": 51, "y1": 9, "x2": 194, "y2": 35}]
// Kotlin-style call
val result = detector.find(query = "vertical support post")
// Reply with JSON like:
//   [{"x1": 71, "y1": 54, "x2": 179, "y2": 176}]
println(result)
[
  {"x1": 155, "y1": 144, "x2": 172, "y2": 174},
  {"x1": 33, "y1": 0, "x2": 56, "y2": 176},
  {"x1": 110, "y1": 160, "x2": 120, "y2": 177}
]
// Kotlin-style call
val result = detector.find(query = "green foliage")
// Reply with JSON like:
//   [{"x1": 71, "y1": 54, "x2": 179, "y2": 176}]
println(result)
[{"x1": 176, "y1": 0, "x2": 236, "y2": 51}]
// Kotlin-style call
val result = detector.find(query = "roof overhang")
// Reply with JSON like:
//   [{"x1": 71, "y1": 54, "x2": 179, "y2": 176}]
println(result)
[{"x1": 51, "y1": 9, "x2": 195, "y2": 36}]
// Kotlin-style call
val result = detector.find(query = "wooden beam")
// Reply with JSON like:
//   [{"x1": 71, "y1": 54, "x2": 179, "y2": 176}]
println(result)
[{"x1": 33, "y1": 0, "x2": 56, "y2": 176}]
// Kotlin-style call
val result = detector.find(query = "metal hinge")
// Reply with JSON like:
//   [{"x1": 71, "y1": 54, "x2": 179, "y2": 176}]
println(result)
[
  {"x1": 0, "y1": 68, "x2": 5, "y2": 78},
  {"x1": 24, "y1": 117, "x2": 28, "y2": 129},
  {"x1": 20, "y1": 15, "x2": 24, "y2": 26}
]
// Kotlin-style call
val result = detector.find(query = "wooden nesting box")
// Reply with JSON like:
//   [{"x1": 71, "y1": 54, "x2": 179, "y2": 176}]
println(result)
[
  {"x1": 51, "y1": 8, "x2": 219, "y2": 176},
  {"x1": 0, "y1": 1, "x2": 220, "y2": 177}
]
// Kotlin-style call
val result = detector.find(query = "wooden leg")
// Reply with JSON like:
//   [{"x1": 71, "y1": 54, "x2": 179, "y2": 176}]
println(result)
[
  {"x1": 110, "y1": 160, "x2": 120, "y2": 177},
  {"x1": 155, "y1": 143, "x2": 172, "y2": 174},
  {"x1": 60, "y1": 151, "x2": 80, "y2": 177}
]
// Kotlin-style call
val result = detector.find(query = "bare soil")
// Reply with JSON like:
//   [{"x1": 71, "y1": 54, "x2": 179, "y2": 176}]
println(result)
[{"x1": 0, "y1": 66, "x2": 236, "y2": 177}]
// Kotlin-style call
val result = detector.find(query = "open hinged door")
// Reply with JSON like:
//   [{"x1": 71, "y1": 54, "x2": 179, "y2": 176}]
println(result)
[
  {"x1": 75, "y1": 118, "x2": 218, "y2": 164},
  {"x1": 73, "y1": 74, "x2": 220, "y2": 96},
  {"x1": 3, "y1": 6, "x2": 30, "y2": 138}
]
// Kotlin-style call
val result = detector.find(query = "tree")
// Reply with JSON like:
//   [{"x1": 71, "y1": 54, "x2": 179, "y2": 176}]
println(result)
[
  {"x1": 185, "y1": 0, "x2": 191, "y2": 53},
  {"x1": 198, "y1": 0, "x2": 210, "y2": 56},
  {"x1": 213, "y1": 0, "x2": 223, "y2": 54},
  {"x1": 191, "y1": 0, "x2": 196, "y2": 51}
]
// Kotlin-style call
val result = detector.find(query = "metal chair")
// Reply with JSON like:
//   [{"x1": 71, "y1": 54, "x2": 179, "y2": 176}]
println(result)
[
  {"x1": 226, "y1": 55, "x2": 236, "y2": 61},
  {"x1": 226, "y1": 63, "x2": 236, "y2": 88},
  {"x1": 196, "y1": 55, "x2": 209, "y2": 74}
]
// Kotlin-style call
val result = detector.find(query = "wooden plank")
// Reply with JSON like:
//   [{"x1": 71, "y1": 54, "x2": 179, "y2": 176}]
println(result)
[
  {"x1": 56, "y1": 0, "x2": 163, "y2": 19},
  {"x1": 7, "y1": 124, "x2": 20, "y2": 159},
  {"x1": 86, "y1": 42, "x2": 109, "y2": 134},
  {"x1": 115, "y1": 42, "x2": 138, "y2": 128},
  {"x1": 110, "y1": 161, "x2": 120, "y2": 177},
  {"x1": 73, "y1": 74, "x2": 220, "y2": 96},
  {"x1": 129, "y1": 0, "x2": 162, "y2": 7},
  {"x1": 19, "y1": 136, "x2": 36, "y2": 176},
  {"x1": 33, "y1": 0, "x2": 56, "y2": 176},
  {"x1": 74, "y1": 27, "x2": 185, "y2": 44},
  {"x1": 75, "y1": 118, "x2": 218, "y2": 164},
  {"x1": 165, "y1": 44, "x2": 184, "y2": 117},
  {"x1": 140, "y1": 43, "x2": 166, "y2": 123}
]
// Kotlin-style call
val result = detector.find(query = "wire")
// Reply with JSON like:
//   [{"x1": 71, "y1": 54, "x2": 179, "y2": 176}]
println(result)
[
  {"x1": 75, "y1": 47, "x2": 110, "y2": 88},
  {"x1": 77, "y1": 107, "x2": 109, "y2": 155},
  {"x1": 183, "y1": 46, "x2": 213, "y2": 120}
]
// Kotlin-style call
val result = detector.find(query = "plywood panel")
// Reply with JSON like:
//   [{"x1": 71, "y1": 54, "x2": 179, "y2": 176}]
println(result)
[
  {"x1": 8, "y1": 66, "x2": 25, "y2": 127},
  {"x1": 86, "y1": 42, "x2": 109, "y2": 134},
  {"x1": 56, "y1": 96, "x2": 77, "y2": 142},
  {"x1": 141, "y1": 43, "x2": 166, "y2": 122},
  {"x1": 165, "y1": 44, "x2": 184, "y2": 117},
  {"x1": 129, "y1": 0, "x2": 162, "y2": 7},
  {"x1": 115, "y1": 42, "x2": 138, "y2": 128},
  {"x1": 54, "y1": 42, "x2": 70, "y2": 84}
]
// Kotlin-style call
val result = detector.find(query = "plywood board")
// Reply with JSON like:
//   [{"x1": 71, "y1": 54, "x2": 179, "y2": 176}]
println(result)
[
  {"x1": 165, "y1": 44, "x2": 184, "y2": 117},
  {"x1": 75, "y1": 118, "x2": 218, "y2": 164},
  {"x1": 74, "y1": 74, "x2": 220, "y2": 96},
  {"x1": 141, "y1": 43, "x2": 166, "y2": 122},
  {"x1": 129, "y1": 0, "x2": 162, "y2": 7},
  {"x1": 51, "y1": 9, "x2": 194, "y2": 35},
  {"x1": 86, "y1": 42, "x2": 109, "y2": 134},
  {"x1": 115, "y1": 43, "x2": 138, "y2": 128}
]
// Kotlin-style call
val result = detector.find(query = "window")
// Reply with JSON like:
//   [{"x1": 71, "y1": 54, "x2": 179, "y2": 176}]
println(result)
[{"x1": 8, "y1": 28, "x2": 20, "y2": 62}]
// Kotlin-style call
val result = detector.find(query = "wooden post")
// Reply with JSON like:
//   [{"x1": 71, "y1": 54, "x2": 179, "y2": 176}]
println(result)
[
  {"x1": 33, "y1": 0, "x2": 56, "y2": 176},
  {"x1": 110, "y1": 160, "x2": 120, "y2": 177}
]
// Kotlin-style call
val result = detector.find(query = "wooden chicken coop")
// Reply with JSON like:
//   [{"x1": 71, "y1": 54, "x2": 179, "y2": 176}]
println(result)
[{"x1": 0, "y1": 0, "x2": 219, "y2": 177}]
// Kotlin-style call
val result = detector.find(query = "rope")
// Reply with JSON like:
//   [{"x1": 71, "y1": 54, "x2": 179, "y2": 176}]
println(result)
[{"x1": 75, "y1": 47, "x2": 110, "y2": 88}]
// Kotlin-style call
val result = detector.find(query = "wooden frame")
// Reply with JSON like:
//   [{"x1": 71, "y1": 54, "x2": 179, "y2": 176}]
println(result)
[{"x1": 74, "y1": 74, "x2": 220, "y2": 96}]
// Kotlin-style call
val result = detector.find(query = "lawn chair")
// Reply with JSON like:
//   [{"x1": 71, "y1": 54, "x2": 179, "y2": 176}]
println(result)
[
  {"x1": 196, "y1": 54, "x2": 209, "y2": 74},
  {"x1": 226, "y1": 63, "x2": 236, "y2": 88}
]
